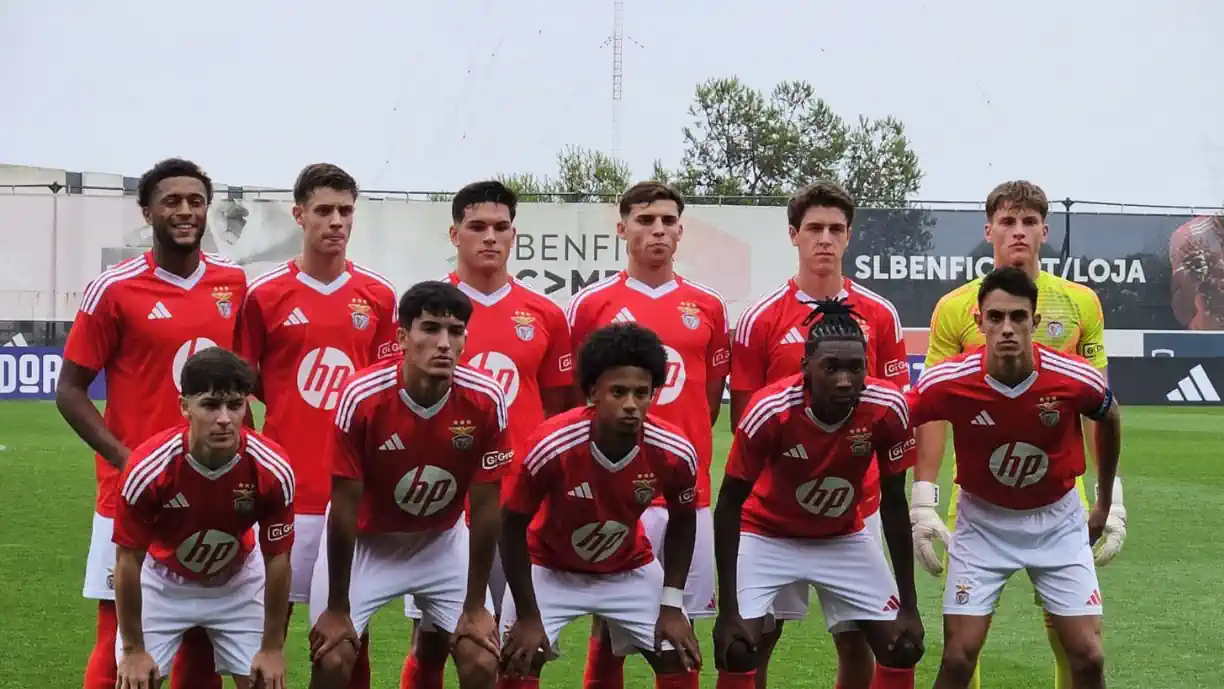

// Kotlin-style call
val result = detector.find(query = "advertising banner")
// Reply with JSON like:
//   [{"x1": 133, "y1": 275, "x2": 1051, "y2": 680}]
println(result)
[
  {"x1": 0, "y1": 346, "x2": 106, "y2": 400},
  {"x1": 1106, "y1": 357, "x2": 1224, "y2": 405}
]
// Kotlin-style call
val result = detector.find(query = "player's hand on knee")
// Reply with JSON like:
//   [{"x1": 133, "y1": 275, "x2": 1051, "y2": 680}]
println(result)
[
  {"x1": 309, "y1": 608, "x2": 360, "y2": 663},
  {"x1": 249, "y1": 648, "x2": 287, "y2": 689},
  {"x1": 712, "y1": 613, "x2": 756, "y2": 672},
  {"x1": 452, "y1": 606, "x2": 500, "y2": 659},
  {"x1": 1092, "y1": 480, "x2": 1127, "y2": 566},
  {"x1": 655, "y1": 606, "x2": 701, "y2": 671},
  {"x1": 910, "y1": 481, "x2": 951, "y2": 576},
  {"x1": 500, "y1": 615, "x2": 547, "y2": 678},
  {"x1": 887, "y1": 608, "x2": 926, "y2": 668},
  {"x1": 117, "y1": 648, "x2": 159, "y2": 689}
]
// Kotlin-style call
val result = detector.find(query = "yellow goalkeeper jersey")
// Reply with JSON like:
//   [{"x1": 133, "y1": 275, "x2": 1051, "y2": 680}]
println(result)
[{"x1": 925, "y1": 270, "x2": 1108, "y2": 370}]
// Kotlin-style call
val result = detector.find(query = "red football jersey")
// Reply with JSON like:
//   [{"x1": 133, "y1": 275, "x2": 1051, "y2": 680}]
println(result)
[
  {"x1": 446, "y1": 274, "x2": 574, "y2": 454},
  {"x1": 727, "y1": 375, "x2": 914, "y2": 539},
  {"x1": 113, "y1": 426, "x2": 295, "y2": 583},
  {"x1": 504, "y1": 407, "x2": 698, "y2": 574},
  {"x1": 333, "y1": 360, "x2": 512, "y2": 534},
  {"x1": 565, "y1": 271, "x2": 729, "y2": 508},
  {"x1": 731, "y1": 277, "x2": 908, "y2": 518},
  {"x1": 907, "y1": 344, "x2": 1112, "y2": 510},
  {"x1": 63, "y1": 251, "x2": 248, "y2": 517},
  {"x1": 237, "y1": 260, "x2": 400, "y2": 515}
]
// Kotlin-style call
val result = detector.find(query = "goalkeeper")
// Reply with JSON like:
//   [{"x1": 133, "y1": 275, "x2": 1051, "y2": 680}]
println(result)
[{"x1": 910, "y1": 181, "x2": 1128, "y2": 689}]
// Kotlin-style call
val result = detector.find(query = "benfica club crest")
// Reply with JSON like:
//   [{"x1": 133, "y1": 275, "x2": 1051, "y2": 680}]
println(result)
[
  {"x1": 677, "y1": 302, "x2": 702, "y2": 330},
  {"x1": 633, "y1": 473, "x2": 657, "y2": 505},
  {"x1": 232, "y1": 483, "x2": 256, "y2": 513},
  {"x1": 1036, "y1": 397, "x2": 1062, "y2": 427},
  {"x1": 512, "y1": 311, "x2": 536, "y2": 342},
  {"x1": 449, "y1": 420, "x2": 475, "y2": 451},
  {"x1": 1047, "y1": 320, "x2": 1064, "y2": 339},
  {"x1": 212, "y1": 287, "x2": 233, "y2": 319},
  {"x1": 954, "y1": 580, "x2": 972, "y2": 606},
  {"x1": 349, "y1": 299, "x2": 371, "y2": 330},
  {"x1": 848, "y1": 427, "x2": 872, "y2": 457}
]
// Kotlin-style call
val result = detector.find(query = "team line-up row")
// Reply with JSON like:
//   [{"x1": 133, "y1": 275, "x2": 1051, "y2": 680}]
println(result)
[{"x1": 58, "y1": 159, "x2": 1126, "y2": 689}]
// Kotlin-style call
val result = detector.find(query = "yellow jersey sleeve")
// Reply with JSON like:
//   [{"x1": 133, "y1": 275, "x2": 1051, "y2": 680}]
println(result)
[
  {"x1": 924, "y1": 281, "x2": 979, "y2": 369},
  {"x1": 1066, "y1": 282, "x2": 1108, "y2": 369}
]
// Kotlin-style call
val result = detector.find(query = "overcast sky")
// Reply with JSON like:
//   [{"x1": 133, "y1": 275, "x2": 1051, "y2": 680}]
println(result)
[{"x1": 1, "y1": 0, "x2": 1220, "y2": 207}]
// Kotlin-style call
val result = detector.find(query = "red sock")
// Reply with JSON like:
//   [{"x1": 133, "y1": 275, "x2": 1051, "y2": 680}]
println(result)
[
  {"x1": 655, "y1": 670, "x2": 700, "y2": 688},
  {"x1": 347, "y1": 632, "x2": 371, "y2": 689},
  {"x1": 715, "y1": 670, "x2": 756, "y2": 689},
  {"x1": 498, "y1": 677, "x2": 540, "y2": 689},
  {"x1": 870, "y1": 666, "x2": 915, "y2": 689},
  {"x1": 582, "y1": 635, "x2": 625, "y2": 689},
  {"x1": 170, "y1": 627, "x2": 220, "y2": 689},
  {"x1": 400, "y1": 651, "x2": 446, "y2": 689},
  {"x1": 84, "y1": 601, "x2": 118, "y2": 689}
]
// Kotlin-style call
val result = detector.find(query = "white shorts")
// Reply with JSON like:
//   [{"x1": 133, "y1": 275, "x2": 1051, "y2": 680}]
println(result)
[
  {"x1": 289, "y1": 513, "x2": 326, "y2": 604},
  {"x1": 406, "y1": 539, "x2": 505, "y2": 625},
  {"x1": 115, "y1": 553, "x2": 265, "y2": 677},
  {"x1": 737, "y1": 521, "x2": 899, "y2": 632},
  {"x1": 769, "y1": 509, "x2": 888, "y2": 634},
  {"x1": 83, "y1": 512, "x2": 117, "y2": 600},
  {"x1": 640, "y1": 506, "x2": 717, "y2": 617},
  {"x1": 944, "y1": 489, "x2": 1102, "y2": 617},
  {"x1": 308, "y1": 517, "x2": 493, "y2": 635},
  {"x1": 499, "y1": 561, "x2": 683, "y2": 658}
]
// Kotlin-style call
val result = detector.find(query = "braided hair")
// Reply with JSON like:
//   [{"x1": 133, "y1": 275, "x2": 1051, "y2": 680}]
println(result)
[{"x1": 801, "y1": 298, "x2": 866, "y2": 356}]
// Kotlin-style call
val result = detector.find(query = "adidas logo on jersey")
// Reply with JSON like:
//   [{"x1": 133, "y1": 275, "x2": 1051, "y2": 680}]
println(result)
[
  {"x1": 567, "y1": 482, "x2": 594, "y2": 499},
  {"x1": 782, "y1": 445, "x2": 808, "y2": 459},
  {"x1": 611, "y1": 307, "x2": 636, "y2": 324},
  {"x1": 779, "y1": 327, "x2": 805, "y2": 345},
  {"x1": 283, "y1": 307, "x2": 309, "y2": 326},
  {"x1": 147, "y1": 302, "x2": 172, "y2": 320},
  {"x1": 1166, "y1": 365, "x2": 1220, "y2": 402},
  {"x1": 970, "y1": 411, "x2": 996, "y2": 426},
  {"x1": 163, "y1": 493, "x2": 189, "y2": 508},
  {"x1": 379, "y1": 434, "x2": 405, "y2": 451}
]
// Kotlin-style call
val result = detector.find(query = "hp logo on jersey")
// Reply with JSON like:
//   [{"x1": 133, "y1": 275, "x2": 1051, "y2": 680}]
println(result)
[
  {"x1": 172, "y1": 339, "x2": 219, "y2": 392},
  {"x1": 794, "y1": 476, "x2": 854, "y2": 517},
  {"x1": 297, "y1": 347, "x2": 355, "y2": 410},
  {"x1": 654, "y1": 345, "x2": 687, "y2": 406},
  {"x1": 394, "y1": 465, "x2": 459, "y2": 516},
  {"x1": 176, "y1": 530, "x2": 240, "y2": 576},
  {"x1": 571, "y1": 521, "x2": 630, "y2": 563},
  {"x1": 988, "y1": 442, "x2": 1049, "y2": 488}
]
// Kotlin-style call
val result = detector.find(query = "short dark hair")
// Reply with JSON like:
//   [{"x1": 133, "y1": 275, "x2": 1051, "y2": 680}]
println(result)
[
  {"x1": 577, "y1": 323, "x2": 668, "y2": 396},
  {"x1": 788, "y1": 181, "x2": 855, "y2": 228},
  {"x1": 397, "y1": 280, "x2": 473, "y2": 327},
  {"x1": 137, "y1": 158, "x2": 213, "y2": 209},
  {"x1": 180, "y1": 348, "x2": 256, "y2": 398},
  {"x1": 452, "y1": 180, "x2": 518, "y2": 223},
  {"x1": 619, "y1": 181, "x2": 684, "y2": 218},
  {"x1": 801, "y1": 298, "x2": 866, "y2": 356},
  {"x1": 985, "y1": 180, "x2": 1049, "y2": 220},
  {"x1": 977, "y1": 266, "x2": 1039, "y2": 312},
  {"x1": 294, "y1": 163, "x2": 358, "y2": 205}
]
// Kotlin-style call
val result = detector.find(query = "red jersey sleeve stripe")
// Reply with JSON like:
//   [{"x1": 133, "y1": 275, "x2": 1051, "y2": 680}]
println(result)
[
  {"x1": 511, "y1": 277, "x2": 553, "y2": 301},
  {"x1": 861, "y1": 385, "x2": 910, "y2": 428},
  {"x1": 564, "y1": 273, "x2": 621, "y2": 327},
  {"x1": 203, "y1": 252, "x2": 239, "y2": 267},
  {"x1": 733, "y1": 282, "x2": 788, "y2": 347},
  {"x1": 244, "y1": 262, "x2": 292, "y2": 303},
  {"x1": 848, "y1": 281, "x2": 904, "y2": 340},
  {"x1": 353, "y1": 264, "x2": 398, "y2": 295},
  {"x1": 642, "y1": 423, "x2": 699, "y2": 477},
  {"x1": 682, "y1": 277, "x2": 730, "y2": 326},
  {"x1": 1040, "y1": 358, "x2": 1107, "y2": 394},
  {"x1": 120, "y1": 434, "x2": 184, "y2": 504},
  {"x1": 1040, "y1": 350, "x2": 1108, "y2": 386},
  {"x1": 246, "y1": 436, "x2": 297, "y2": 506},
  {"x1": 915, "y1": 355, "x2": 983, "y2": 392},
  {"x1": 524, "y1": 422, "x2": 590, "y2": 475},
  {"x1": 335, "y1": 367, "x2": 398, "y2": 432},
  {"x1": 453, "y1": 367, "x2": 509, "y2": 431},
  {"x1": 80, "y1": 260, "x2": 149, "y2": 314},
  {"x1": 741, "y1": 387, "x2": 804, "y2": 437}
]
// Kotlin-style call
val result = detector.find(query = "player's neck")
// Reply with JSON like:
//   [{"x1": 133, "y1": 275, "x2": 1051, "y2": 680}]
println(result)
[
  {"x1": 455, "y1": 263, "x2": 511, "y2": 294},
  {"x1": 794, "y1": 268, "x2": 843, "y2": 299},
  {"x1": 997, "y1": 255, "x2": 1041, "y2": 280},
  {"x1": 297, "y1": 251, "x2": 348, "y2": 283},
  {"x1": 626, "y1": 259, "x2": 675, "y2": 288},
  {"x1": 590, "y1": 424, "x2": 638, "y2": 461},
  {"x1": 186, "y1": 432, "x2": 237, "y2": 470},
  {"x1": 985, "y1": 351, "x2": 1035, "y2": 386},
  {"x1": 399, "y1": 364, "x2": 451, "y2": 408},
  {"x1": 152, "y1": 243, "x2": 200, "y2": 279}
]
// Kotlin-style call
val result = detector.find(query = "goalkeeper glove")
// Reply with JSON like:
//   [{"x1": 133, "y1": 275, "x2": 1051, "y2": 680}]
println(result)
[
  {"x1": 1093, "y1": 477, "x2": 1127, "y2": 567},
  {"x1": 910, "y1": 481, "x2": 952, "y2": 576}
]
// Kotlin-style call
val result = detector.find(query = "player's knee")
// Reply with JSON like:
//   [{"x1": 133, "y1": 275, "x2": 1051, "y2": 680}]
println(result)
[
  {"x1": 938, "y1": 643, "x2": 979, "y2": 683},
  {"x1": 414, "y1": 629, "x2": 451, "y2": 665},
  {"x1": 724, "y1": 638, "x2": 757, "y2": 673},
  {"x1": 1063, "y1": 638, "x2": 1105, "y2": 680},
  {"x1": 833, "y1": 631, "x2": 880, "y2": 685},
  {"x1": 453, "y1": 638, "x2": 498, "y2": 686}
]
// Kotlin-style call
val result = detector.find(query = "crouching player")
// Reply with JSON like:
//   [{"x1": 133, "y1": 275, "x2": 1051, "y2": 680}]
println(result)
[
  {"x1": 712, "y1": 300, "x2": 924, "y2": 689},
  {"x1": 112, "y1": 348, "x2": 295, "y2": 689},
  {"x1": 909, "y1": 267, "x2": 1122, "y2": 689},
  {"x1": 498, "y1": 323, "x2": 703, "y2": 688}
]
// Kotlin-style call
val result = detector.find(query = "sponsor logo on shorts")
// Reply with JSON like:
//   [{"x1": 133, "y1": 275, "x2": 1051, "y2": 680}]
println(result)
[
  {"x1": 267, "y1": 523, "x2": 294, "y2": 541},
  {"x1": 888, "y1": 438, "x2": 916, "y2": 462},
  {"x1": 481, "y1": 450, "x2": 514, "y2": 470},
  {"x1": 884, "y1": 359, "x2": 907, "y2": 378},
  {"x1": 712, "y1": 348, "x2": 730, "y2": 368}
]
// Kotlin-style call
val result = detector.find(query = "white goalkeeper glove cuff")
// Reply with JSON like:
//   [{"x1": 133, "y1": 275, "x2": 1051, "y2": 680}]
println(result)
[
  {"x1": 910, "y1": 481, "x2": 952, "y2": 576},
  {"x1": 1093, "y1": 477, "x2": 1127, "y2": 567}
]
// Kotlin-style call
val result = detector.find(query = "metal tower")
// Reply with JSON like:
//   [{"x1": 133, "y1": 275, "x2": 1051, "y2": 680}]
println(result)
[{"x1": 611, "y1": 0, "x2": 624, "y2": 159}]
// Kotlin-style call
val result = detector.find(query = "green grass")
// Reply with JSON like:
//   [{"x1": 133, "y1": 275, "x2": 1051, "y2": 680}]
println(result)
[{"x1": 0, "y1": 402, "x2": 1219, "y2": 687}]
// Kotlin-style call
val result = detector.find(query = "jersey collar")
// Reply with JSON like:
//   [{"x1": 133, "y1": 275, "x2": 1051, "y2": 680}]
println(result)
[
  {"x1": 291, "y1": 259, "x2": 352, "y2": 296},
  {"x1": 148, "y1": 251, "x2": 206, "y2": 291}
]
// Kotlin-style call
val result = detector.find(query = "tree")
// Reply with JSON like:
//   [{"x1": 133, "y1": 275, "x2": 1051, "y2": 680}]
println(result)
[
  {"x1": 495, "y1": 146, "x2": 632, "y2": 203},
  {"x1": 667, "y1": 77, "x2": 923, "y2": 205}
]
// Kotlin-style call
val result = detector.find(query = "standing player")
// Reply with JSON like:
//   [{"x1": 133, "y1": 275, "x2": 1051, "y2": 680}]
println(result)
[
  {"x1": 112, "y1": 348, "x2": 294, "y2": 689},
  {"x1": 910, "y1": 181, "x2": 1128, "y2": 689},
  {"x1": 565, "y1": 181, "x2": 729, "y2": 689},
  {"x1": 908, "y1": 267, "x2": 1121, "y2": 689},
  {"x1": 237, "y1": 163, "x2": 399, "y2": 689},
  {"x1": 498, "y1": 323, "x2": 702, "y2": 689},
  {"x1": 729, "y1": 181, "x2": 910, "y2": 689},
  {"x1": 400, "y1": 180, "x2": 573, "y2": 689},
  {"x1": 57, "y1": 157, "x2": 247, "y2": 689},
  {"x1": 712, "y1": 300, "x2": 923, "y2": 689},
  {"x1": 308, "y1": 281, "x2": 508, "y2": 689}
]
